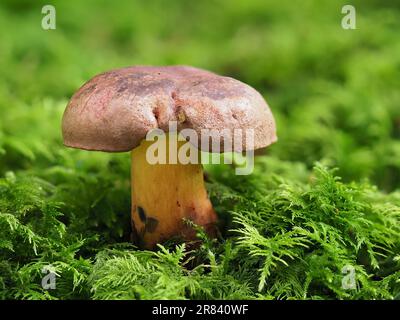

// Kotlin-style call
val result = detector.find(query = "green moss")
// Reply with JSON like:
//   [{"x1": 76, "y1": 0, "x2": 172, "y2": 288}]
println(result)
[{"x1": 0, "y1": 162, "x2": 399, "y2": 299}]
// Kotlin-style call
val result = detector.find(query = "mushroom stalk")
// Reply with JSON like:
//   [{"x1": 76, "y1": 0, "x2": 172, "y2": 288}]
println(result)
[{"x1": 131, "y1": 134, "x2": 217, "y2": 249}]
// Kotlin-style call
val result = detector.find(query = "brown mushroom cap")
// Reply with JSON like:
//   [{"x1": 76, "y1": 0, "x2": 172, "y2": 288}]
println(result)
[{"x1": 62, "y1": 65, "x2": 277, "y2": 152}]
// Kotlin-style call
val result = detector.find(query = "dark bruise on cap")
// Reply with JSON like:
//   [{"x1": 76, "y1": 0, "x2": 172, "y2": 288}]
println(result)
[{"x1": 62, "y1": 65, "x2": 277, "y2": 152}]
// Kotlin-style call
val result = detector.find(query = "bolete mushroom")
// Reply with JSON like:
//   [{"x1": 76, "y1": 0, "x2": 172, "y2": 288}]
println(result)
[{"x1": 62, "y1": 65, "x2": 276, "y2": 249}]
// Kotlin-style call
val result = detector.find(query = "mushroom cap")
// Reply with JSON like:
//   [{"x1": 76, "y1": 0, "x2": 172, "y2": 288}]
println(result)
[{"x1": 62, "y1": 65, "x2": 277, "y2": 152}]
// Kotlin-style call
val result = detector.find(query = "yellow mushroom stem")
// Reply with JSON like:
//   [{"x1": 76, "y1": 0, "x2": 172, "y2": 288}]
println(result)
[{"x1": 131, "y1": 134, "x2": 217, "y2": 249}]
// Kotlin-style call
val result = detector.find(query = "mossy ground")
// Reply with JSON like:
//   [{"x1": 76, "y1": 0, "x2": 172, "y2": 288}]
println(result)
[{"x1": 0, "y1": 0, "x2": 399, "y2": 299}]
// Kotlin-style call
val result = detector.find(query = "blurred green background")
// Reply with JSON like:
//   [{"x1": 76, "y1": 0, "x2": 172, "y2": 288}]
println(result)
[
  {"x1": 0, "y1": 0, "x2": 399, "y2": 300},
  {"x1": 1, "y1": 0, "x2": 399, "y2": 190}
]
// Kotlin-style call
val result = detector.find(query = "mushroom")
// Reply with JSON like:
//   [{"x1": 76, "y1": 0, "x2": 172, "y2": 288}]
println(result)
[{"x1": 62, "y1": 66, "x2": 277, "y2": 249}]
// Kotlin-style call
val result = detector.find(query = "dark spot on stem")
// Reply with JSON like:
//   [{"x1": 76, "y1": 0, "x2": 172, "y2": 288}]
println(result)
[
  {"x1": 137, "y1": 206, "x2": 146, "y2": 223},
  {"x1": 145, "y1": 217, "x2": 159, "y2": 233}
]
